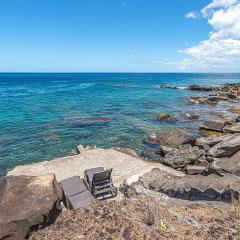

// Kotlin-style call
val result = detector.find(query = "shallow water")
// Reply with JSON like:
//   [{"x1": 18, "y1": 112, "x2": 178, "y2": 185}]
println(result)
[{"x1": 0, "y1": 73, "x2": 240, "y2": 176}]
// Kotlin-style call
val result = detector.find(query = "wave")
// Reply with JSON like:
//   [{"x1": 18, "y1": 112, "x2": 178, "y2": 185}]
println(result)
[
  {"x1": 28, "y1": 83, "x2": 96, "y2": 94},
  {"x1": 177, "y1": 86, "x2": 187, "y2": 90}
]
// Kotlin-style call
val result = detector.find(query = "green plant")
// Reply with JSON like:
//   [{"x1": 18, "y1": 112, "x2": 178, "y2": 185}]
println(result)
[{"x1": 159, "y1": 219, "x2": 167, "y2": 234}]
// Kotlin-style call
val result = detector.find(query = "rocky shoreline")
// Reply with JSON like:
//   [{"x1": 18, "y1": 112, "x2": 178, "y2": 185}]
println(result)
[{"x1": 1, "y1": 82, "x2": 240, "y2": 239}]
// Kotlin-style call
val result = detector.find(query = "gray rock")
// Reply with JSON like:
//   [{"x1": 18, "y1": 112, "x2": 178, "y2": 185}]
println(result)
[
  {"x1": 208, "y1": 134, "x2": 240, "y2": 158},
  {"x1": 140, "y1": 168, "x2": 240, "y2": 202},
  {"x1": 186, "y1": 84, "x2": 214, "y2": 91},
  {"x1": 148, "y1": 128, "x2": 196, "y2": 148},
  {"x1": 160, "y1": 144, "x2": 203, "y2": 169},
  {"x1": 224, "y1": 123, "x2": 240, "y2": 133},
  {"x1": 199, "y1": 120, "x2": 228, "y2": 132},
  {"x1": 210, "y1": 151, "x2": 240, "y2": 176},
  {"x1": 0, "y1": 174, "x2": 62, "y2": 240},
  {"x1": 186, "y1": 165, "x2": 206, "y2": 175},
  {"x1": 196, "y1": 134, "x2": 234, "y2": 150},
  {"x1": 194, "y1": 157, "x2": 209, "y2": 172}
]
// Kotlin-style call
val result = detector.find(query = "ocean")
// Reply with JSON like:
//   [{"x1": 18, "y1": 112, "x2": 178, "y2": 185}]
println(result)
[{"x1": 0, "y1": 73, "x2": 240, "y2": 177}]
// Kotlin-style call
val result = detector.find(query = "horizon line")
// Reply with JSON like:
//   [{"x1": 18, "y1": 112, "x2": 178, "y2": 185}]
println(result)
[{"x1": 0, "y1": 72, "x2": 240, "y2": 74}]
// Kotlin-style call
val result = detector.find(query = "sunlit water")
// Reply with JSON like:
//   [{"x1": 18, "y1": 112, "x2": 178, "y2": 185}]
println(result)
[{"x1": 0, "y1": 73, "x2": 240, "y2": 176}]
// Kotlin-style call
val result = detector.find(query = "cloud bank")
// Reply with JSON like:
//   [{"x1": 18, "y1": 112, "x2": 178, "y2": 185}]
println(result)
[{"x1": 181, "y1": 0, "x2": 240, "y2": 71}]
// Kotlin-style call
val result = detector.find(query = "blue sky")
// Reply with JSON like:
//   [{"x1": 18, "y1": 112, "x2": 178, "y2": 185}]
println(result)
[{"x1": 0, "y1": 0, "x2": 239, "y2": 72}]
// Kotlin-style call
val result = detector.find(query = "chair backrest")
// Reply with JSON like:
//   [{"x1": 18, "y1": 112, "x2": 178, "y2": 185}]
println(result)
[{"x1": 92, "y1": 169, "x2": 112, "y2": 183}]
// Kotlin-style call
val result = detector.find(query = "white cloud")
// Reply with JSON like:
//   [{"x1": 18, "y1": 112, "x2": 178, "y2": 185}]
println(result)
[
  {"x1": 185, "y1": 11, "x2": 198, "y2": 19},
  {"x1": 180, "y1": 0, "x2": 240, "y2": 71},
  {"x1": 201, "y1": 0, "x2": 237, "y2": 16}
]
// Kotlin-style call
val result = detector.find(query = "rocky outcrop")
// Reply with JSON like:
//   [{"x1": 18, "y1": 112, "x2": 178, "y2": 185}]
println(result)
[
  {"x1": 160, "y1": 144, "x2": 204, "y2": 169},
  {"x1": 146, "y1": 128, "x2": 196, "y2": 148},
  {"x1": 139, "y1": 168, "x2": 240, "y2": 202},
  {"x1": 210, "y1": 151, "x2": 240, "y2": 177},
  {"x1": 224, "y1": 122, "x2": 240, "y2": 133},
  {"x1": 0, "y1": 174, "x2": 62, "y2": 240},
  {"x1": 207, "y1": 134, "x2": 240, "y2": 158},
  {"x1": 186, "y1": 84, "x2": 214, "y2": 91},
  {"x1": 199, "y1": 120, "x2": 228, "y2": 132}
]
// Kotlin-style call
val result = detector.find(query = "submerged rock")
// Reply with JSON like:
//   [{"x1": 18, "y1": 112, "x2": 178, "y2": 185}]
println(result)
[
  {"x1": 0, "y1": 174, "x2": 62, "y2": 240},
  {"x1": 156, "y1": 113, "x2": 170, "y2": 120},
  {"x1": 185, "y1": 113, "x2": 199, "y2": 120},
  {"x1": 160, "y1": 144, "x2": 204, "y2": 169},
  {"x1": 140, "y1": 168, "x2": 240, "y2": 202}
]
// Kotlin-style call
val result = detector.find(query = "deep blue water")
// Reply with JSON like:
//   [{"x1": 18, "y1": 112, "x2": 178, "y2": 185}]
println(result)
[{"x1": 0, "y1": 73, "x2": 240, "y2": 176}]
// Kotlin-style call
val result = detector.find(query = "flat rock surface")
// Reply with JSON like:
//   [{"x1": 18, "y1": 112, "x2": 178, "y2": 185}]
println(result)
[
  {"x1": 8, "y1": 149, "x2": 184, "y2": 186},
  {"x1": 140, "y1": 168, "x2": 240, "y2": 202}
]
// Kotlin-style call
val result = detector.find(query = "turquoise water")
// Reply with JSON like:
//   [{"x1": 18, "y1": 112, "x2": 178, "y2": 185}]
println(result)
[{"x1": 0, "y1": 73, "x2": 240, "y2": 176}]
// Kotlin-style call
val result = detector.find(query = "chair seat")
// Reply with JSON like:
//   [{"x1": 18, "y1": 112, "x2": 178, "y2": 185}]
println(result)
[
  {"x1": 93, "y1": 186, "x2": 116, "y2": 197},
  {"x1": 69, "y1": 190, "x2": 95, "y2": 209}
]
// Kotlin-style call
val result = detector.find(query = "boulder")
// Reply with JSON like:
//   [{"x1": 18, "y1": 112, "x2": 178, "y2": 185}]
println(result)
[
  {"x1": 208, "y1": 134, "x2": 240, "y2": 158},
  {"x1": 148, "y1": 128, "x2": 196, "y2": 148},
  {"x1": 210, "y1": 151, "x2": 240, "y2": 177},
  {"x1": 160, "y1": 144, "x2": 204, "y2": 169},
  {"x1": 0, "y1": 174, "x2": 62, "y2": 240},
  {"x1": 199, "y1": 120, "x2": 228, "y2": 132},
  {"x1": 224, "y1": 123, "x2": 240, "y2": 133},
  {"x1": 113, "y1": 147, "x2": 138, "y2": 157},
  {"x1": 186, "y1": 165, "x2": 206, "y2": 175},
  {"x1": 140, "y1": 168, "x2": 240, "y2": 202}
]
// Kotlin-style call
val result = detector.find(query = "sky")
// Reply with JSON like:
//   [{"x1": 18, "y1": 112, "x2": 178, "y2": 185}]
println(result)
[{"x1": 0, "y1": 0, "x2": 239, "y2": 72}]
